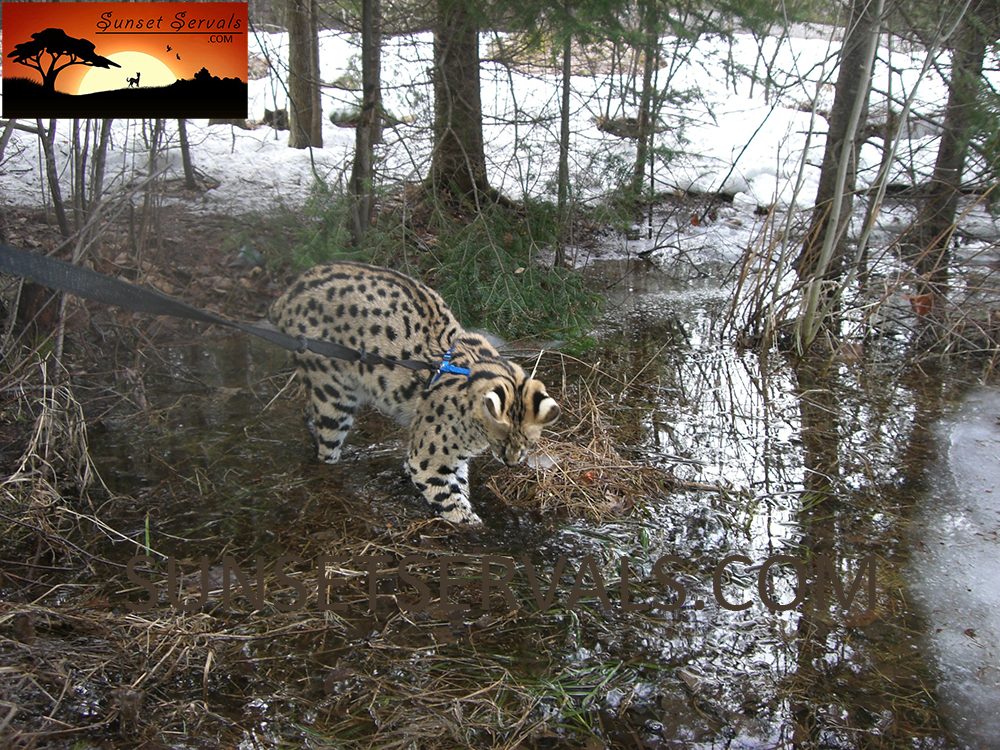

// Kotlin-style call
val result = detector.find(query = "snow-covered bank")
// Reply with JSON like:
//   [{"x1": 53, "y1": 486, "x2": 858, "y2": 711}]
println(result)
[
  {"x1": 910, "y1": 388, "x2": 1000, "y2": 749},
  {"x1": 1, "y1": 26, "x2": 991, "y2": 217}
]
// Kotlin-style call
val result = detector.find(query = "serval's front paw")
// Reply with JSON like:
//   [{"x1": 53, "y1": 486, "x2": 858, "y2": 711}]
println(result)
[{"x1": 440, "y1": 502, "x2": 483, "y2": 526}]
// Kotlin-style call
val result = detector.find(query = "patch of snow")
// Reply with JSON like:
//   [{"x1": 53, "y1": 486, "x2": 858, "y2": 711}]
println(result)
[
  {"x1": 0, "y1": 26, "x2": 984, "y2": 218},
  {"x1": 910, "y1": 387, "x2": 1000, "y2": 749}
]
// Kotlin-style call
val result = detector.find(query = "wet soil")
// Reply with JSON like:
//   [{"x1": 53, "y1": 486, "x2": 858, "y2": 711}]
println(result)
[{"x1": 1, "y1": 209, "x2": 997, "y2": 749}]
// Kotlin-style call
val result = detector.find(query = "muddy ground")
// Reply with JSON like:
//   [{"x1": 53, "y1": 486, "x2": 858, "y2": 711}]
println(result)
[{"x1": 1, "y1": 198, "x2": 990, "y2": 749}]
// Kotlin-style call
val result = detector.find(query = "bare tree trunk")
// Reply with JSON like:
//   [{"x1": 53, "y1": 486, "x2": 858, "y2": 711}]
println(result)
[
  {"x1": 429, "y1": 0, "x2": 491, "y2": 204},
  {"x1": 178, "y1": 119, "x2": 197, "y2": 189},
  {"x1": 37, "y1": 119, "x2": 70, "y2": 237},
  {"x1": 349, "y1": 0, "x2": 382, "y2": 245},
  {"x1": 797, "y1": 0, "x2": 880, "y2": 284},
  {"x1": 370, "y1": 0, "x2": 384, "y2": 147},
  {"x1": 794, "y1": 0, "x2": 882, "y2": 351},
  {"x1": 910, "y1": 11, "x2": 987, "y2": 293},
  {"x1": 288, "y1": 0, "x2": 322, "y2": 149},
  {"x1": 89, "y1": 118, "x2": 112, "y2": 207},
  {"x1": 133, "y1": 119, "x2": 165, "y2": 266},
  {"x1": 70, "y1": 119, "x2": 90, "y2": 230},
  {"x1": 632, "y1": 0, "x2": 658, "y2": 198},
  {"x1": 555, "y1": 5, "x2": 572, "y2": 267},
  {"x1": 0, "y1": 119, "x2": 16, "y2": 164},
  {"x1": 309, "y1": 0, "x2": 323, "y2": 147}
]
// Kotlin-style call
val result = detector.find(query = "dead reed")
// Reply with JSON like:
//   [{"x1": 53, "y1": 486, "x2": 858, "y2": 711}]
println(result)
[{"x1": 0, "y1": 347, "x2": 687, "y2": 749}]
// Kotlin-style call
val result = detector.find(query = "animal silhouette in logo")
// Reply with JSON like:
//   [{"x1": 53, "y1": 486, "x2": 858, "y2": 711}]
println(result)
[{"x1": 126, "y1": 71, "x2": 140, "y2": 88}]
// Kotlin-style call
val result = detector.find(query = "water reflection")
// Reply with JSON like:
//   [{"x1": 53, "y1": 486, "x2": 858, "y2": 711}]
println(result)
[
  {"x1": 593, "y1": 259, "x2": 950, "y2": 746},
  {"x1": 76, "y1": 259, "x2": 980, "y2": 747}
]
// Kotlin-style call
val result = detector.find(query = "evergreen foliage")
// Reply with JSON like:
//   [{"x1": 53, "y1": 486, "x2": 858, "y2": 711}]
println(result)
[{"x1": 291, "y1": 182, "x2": 601, "y2": 342}]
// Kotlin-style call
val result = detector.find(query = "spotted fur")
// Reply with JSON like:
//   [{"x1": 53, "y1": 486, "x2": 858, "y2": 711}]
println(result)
[{"x1": 269, "y1": 261, "x2": 560, "y2": 525}]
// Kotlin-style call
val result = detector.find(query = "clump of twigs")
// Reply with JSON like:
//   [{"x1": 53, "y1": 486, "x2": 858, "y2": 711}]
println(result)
[
  {"x1": 488, "y1": 382, "x2": 675, "y2": 522},
  {"x1": 907, "y1": 297, "x2": 1000, "y2": 368},
  {"x1": 12, "y1": 379, "x2": 96, "y2": 495}
]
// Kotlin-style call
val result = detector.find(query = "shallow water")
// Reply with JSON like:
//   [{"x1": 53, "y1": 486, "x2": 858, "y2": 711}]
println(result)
[
  {"x1": 73, "y1": 257, "x2": 997, "y2": 748},
  {"x1": 909, "y1": 387, "x2": 1000, "y2": 749}
]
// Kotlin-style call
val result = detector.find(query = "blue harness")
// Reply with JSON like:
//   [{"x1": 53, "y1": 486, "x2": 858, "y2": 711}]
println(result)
[{"x1": 429, "y1": 346, "x2": 471, "y2": 384}]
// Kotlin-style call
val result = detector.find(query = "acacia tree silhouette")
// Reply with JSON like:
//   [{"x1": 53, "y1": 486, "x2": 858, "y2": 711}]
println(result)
[{"x1": 6, "y1": 28, "x2": 120, "y2": 91}]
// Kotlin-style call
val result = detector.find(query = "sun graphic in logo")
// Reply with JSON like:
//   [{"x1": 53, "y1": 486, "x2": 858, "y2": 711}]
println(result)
[{"x1": 77, "y1": 50, "x2": 177, "y2": 94}]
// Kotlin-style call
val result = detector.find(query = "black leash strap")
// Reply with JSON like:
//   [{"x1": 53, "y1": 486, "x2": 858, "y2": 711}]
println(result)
[{"x1": 0, "y1": 242, "x2": 437, "y2": 374}]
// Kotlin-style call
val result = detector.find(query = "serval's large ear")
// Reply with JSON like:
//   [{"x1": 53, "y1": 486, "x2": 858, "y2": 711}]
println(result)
[
  {"x1": 482, "y1": 386, "x2": 511, "y2": 427},
  {"x1": 527, "y1": 381, "x2": 560, "y2": 426}
]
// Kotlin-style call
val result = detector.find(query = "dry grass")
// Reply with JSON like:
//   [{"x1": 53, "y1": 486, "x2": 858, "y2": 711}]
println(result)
[
  {"x1": 0, "y1": 356, "x2": 686, "y2": 749},
  {"x1": 0, "y1": 525, "x2": 641, "y2": 749},
  {"x1": 492, "y1": 434, "x2": 675, "y2": 521},
  {"x1": 488, "y1": 388, "x2": 676, "y2": 523},
  {"x1": 0, "y1": 294, "x2": 956, "y2": 749}
]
